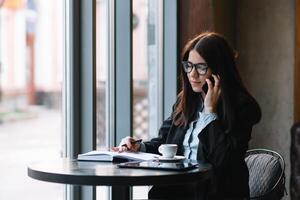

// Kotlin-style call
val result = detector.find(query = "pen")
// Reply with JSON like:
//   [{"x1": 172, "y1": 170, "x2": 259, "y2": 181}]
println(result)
[{"x1": 121, "y1": 139, "x2": 142, "y2": 148}]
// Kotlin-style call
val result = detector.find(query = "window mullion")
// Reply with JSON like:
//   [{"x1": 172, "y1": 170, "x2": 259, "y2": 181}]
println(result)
[
  {"x1": 115, "y1": 0, "x2": 132, "y2": 145},
  {"x1": 64, "y1": 0, "x2": 96, "y2": 200},
  {"x1": 163, "y1": 0, "x2": 178, "y2": 118},
  {"x1": 113, "y1": 0, "x2": 132, "y2": 200}
]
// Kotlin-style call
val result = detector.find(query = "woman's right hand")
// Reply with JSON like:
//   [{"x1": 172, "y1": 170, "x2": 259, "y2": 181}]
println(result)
[
  {"x1": 111, "y1": 136, "x2": 141, "y2": 153},
  {"x1": 203, "y1": 74, "x2": 221, "y2": 113}
]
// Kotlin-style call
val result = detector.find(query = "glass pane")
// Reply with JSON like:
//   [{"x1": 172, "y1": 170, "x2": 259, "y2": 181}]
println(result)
[
  {"x1": 96, "y1": 0, "x2": 108, "y2": 150},
  {"x1": 96, "y1": 0, "x2": 109, "y2": 199},
  {"x1": 0, "y1": 0, "x2": 64, "y2": 199},
  {"x1": 132, "y1": 0, "x2": 162, "y2": 199}
]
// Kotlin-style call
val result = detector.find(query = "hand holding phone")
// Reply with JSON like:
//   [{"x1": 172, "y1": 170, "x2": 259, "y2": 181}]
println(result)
[
  {"x1": 202, "y1": 74, "x2": 221, "y2": 113},
  {"x1": 202, "y1": 76, "x2": 215, "y2": 94}
]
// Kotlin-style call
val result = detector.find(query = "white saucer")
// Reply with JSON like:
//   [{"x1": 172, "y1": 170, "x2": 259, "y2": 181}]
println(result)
[{"x1": 158, "y1": 155, "x2": 185, "y2": 161}]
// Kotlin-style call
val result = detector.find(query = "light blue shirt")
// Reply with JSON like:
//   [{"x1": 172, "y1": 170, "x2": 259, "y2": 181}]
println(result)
[
  {"x1": 139, "y1": 111, "x2": 218, "y2": 159},
  {"x1": 182, "y1": 112, "x2": 218, "y2": 160}
]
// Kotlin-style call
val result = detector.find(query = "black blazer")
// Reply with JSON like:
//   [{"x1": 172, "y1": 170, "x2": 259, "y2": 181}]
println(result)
[{"x1": 144, "y1": 95, "x2": 261, "y2": 199}]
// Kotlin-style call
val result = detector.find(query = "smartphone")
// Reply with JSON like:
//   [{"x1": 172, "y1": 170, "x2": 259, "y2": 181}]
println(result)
[{"x1": 202, "y1": 76, "x2": 215, "y2": 94}]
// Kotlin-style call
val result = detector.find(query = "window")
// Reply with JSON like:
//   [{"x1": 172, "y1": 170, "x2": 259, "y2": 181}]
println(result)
[
  {"x1": 67, "y1": 0, "x2": 178, "y2": 199},
  {"x1": 96, "y1": 0, "x2": 110, "y2": 199},
  {"x1": 132, "y1": 0, "x2": 163, "y2": 199},
  {"x1": 132, "y1": 0, "x2": 163, "y2": 141},
  {"x1": 1, "y1": 0, "x2": 177, "y2": 199},
  {"x1": 0, "y1": 0, "x2": 64, "y2": 199},
  {"x1": 96, "y1": 0, "x2": 109, "y2": 150}
]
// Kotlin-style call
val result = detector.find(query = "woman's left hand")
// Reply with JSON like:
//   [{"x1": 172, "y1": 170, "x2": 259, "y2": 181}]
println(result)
[{"x1": 203, "y1": 74, "x2": 221, "y2": 113}]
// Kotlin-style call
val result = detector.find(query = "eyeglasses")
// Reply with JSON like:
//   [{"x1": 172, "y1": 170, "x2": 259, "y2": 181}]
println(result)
[{"x1": 182, "y1": 61, "x2": 208, "y2": 75}]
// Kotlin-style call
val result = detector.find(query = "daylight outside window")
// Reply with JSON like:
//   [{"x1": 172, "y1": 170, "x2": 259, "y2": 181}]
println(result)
[
  {"x1": 0, "y1": 0, "x2": 64, "y2": 199},
  {"x1": 96, "y1": 0, "x2": 109, "y2": 199},
  {"x1": 132, "y1": 0, "x2": 163, "y2": 199}
]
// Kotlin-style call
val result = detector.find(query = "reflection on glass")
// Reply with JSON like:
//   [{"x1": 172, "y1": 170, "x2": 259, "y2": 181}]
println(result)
[
  {"x1": 132, "y1": 0, "x2": 162, "y2": 199},
  {"x1": 133, "y1": 0, "x2": 149, "y2": 141},
  {"x1": 96, "y1": 0, "x2": 109, "y2": 199},
  {"x1": 96, "y1": 0, "x2": 108, "y2": 150},
  {"x1": 0, "y1": 0, "x2": 63, "y2": 199}
]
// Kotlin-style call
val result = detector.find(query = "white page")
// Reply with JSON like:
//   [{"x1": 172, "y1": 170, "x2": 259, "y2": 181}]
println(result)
[
  {"x1": 78, "y1": 151, "x2": 159, "y2": 161},
  {"x1": 116, "y1": 152, "x2": 159, "y2": 161}
]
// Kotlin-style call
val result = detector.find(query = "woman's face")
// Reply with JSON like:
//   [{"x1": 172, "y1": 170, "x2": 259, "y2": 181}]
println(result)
[{"x1": 186, "y1": 50, "x2": 212, "y2": 93}]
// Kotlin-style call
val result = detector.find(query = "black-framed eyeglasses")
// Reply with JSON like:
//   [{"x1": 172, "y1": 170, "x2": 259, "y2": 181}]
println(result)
[{"x1": 182, "y1": 61, "x2": 208, "y2": 75}]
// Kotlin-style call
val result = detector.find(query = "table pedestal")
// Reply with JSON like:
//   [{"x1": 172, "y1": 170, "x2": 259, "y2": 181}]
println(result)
[{"x1": 112, "y1": 186, "x2": 131, "y2": 200}]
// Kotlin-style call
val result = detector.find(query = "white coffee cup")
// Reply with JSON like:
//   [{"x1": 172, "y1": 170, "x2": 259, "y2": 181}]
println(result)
[{"x1": 158, "y1": 144, "x2": 178, "y2": 158}]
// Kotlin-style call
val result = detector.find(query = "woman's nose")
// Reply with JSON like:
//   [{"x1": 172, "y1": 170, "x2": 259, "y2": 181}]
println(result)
[{"x1": 190, "y1": 67, "x2": 198, "y2": 78}]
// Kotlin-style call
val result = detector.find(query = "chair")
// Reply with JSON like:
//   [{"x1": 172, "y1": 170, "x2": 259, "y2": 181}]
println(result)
[
  {"x1": 290, "y1": 122, "x2": 300, "y2": 200},
  {"x1": 245, "y1": 149, "x2": 286, "y2": 200}
]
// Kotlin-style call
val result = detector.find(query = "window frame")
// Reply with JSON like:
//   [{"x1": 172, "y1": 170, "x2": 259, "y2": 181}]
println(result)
[
  {"x1": 63, "y1": 0, "x2": 177, "y2": 199},
  {"x1": 64, "y1": 0, "x2": 96, "y2": 200},
  {"x1": 163, "y1": 0, "x2": 178, "y2": 119}
]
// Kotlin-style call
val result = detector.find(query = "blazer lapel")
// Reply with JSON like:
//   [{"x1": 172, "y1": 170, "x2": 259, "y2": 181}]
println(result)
[
  {"x1": 196, "y1": 125, "x2": 208, "y2": 161},
  {"x1": 168, "y1": 125, "x2": 188, "y2": 156}
]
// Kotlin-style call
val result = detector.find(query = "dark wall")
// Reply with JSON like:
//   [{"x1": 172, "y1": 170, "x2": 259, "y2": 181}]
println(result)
[
  {"x1": 178, "y1": 0, "x2": 237, "y2": 53},
  {"x1": 178, "y1": 0, "x2": 214, "y2": 55},
  {"x1": 212, "y1": 0, "x2": 237, "y2": 48},
  {"x1": 178, "y1": 1, "x2": 295, "y2": 200}
]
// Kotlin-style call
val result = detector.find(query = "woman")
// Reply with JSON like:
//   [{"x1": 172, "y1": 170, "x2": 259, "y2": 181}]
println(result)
[{"x1": 113, "y1": 32, "x2": 261, "y2": 200}]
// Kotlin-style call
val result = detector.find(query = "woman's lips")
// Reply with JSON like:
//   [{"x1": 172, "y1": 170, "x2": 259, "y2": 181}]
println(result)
[{"x1": 191, "y1": 81, "x2": 201, "y2": 84}]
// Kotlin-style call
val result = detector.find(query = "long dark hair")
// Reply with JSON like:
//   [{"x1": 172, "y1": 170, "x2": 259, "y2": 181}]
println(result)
[{"x1": 172, "y1": 32, "x2": 261, "y2": 132}]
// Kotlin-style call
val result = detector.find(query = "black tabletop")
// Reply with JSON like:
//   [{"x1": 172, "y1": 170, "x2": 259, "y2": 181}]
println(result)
[{"x1": 28, "y1": 158, "x2": 212, "y2": 186}]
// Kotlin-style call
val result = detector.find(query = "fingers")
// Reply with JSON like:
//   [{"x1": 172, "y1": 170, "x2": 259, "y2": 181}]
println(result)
[
  {"x1": 206, "y1": 74, "x2": 220, "y2": 89},
  {"x1": 111, "y1": 146, "x2": 126, "y2": 153},
  {"x1": 218, "y1": 88, "x2": 221, "y2": 96},
  {"x1": 111, "y1": 147, "x2": 119, "y2": 152},
  {"x1": 112, "y1": 136, "x2": 138, "y2": 153},
  {"x1": 211, "y1": 74, "x2": 220, "y2": 88},
  {"x1": 203, "y1": 74, "x2": 221, "y2": 113},
  {"x1": 119, "y1": 146, "x2": 128, "y2": 152},
  {"x1": 205, "y1": 74, "x2": 221, "y2": 99},
  {"x1": 206, "y1": 78, "x2": 213, "y2": 90},
  {"x1": 112, "y1": 146, "x2": 129, "y2": 153},
  {"x1": 121, "y1": 136, "x2": 133, "y2": 149},
  {"x1": 120, "y1": 136, "x2": 140, "y2": 152},
  {"x1": 113, "y1": 136, "x2": 142, "y2": 153}
]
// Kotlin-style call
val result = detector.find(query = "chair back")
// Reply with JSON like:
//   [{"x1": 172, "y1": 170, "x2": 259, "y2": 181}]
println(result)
[
  {"x1": 245, "y1": 149, "x2": 286, "y2": 200},
  {"x1": 290, "y1": 122, "x2": 300, "y2": 200}
]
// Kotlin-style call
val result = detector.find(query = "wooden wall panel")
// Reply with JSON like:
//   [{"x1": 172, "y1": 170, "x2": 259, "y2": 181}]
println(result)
[
  {"x1": 295, "y1": 0, "x2": 300, "y2": 123},
  {"x1": 178, "y1": 0, "x2": 214, "y2": 55}
]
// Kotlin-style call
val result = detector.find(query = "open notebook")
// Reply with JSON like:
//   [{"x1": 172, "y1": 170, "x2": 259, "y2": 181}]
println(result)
[{"x1": 77, "y1": 151, "x2": 160, "y2": 162}]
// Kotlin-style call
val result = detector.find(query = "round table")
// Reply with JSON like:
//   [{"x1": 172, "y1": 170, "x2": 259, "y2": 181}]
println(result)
[{"x1": 28, "y1": 159, "x2": 212, "y2": 200}]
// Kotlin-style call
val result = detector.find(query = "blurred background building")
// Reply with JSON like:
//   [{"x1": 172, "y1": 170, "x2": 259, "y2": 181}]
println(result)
[{"x1": 0, "y1": 0, "x2": 157, "y2": 199}]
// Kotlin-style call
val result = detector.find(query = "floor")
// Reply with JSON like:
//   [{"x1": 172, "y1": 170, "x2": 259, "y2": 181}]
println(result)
[
  {"x1": 0, "y1": 106, "x2": 148, "y2": 200},
  {"x1": 0, "y1": 107, "x2": 63, "y2": 200}
]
